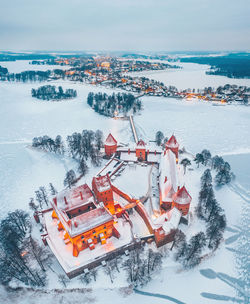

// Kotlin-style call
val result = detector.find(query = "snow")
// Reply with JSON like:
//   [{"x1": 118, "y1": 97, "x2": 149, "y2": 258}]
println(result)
[
  {"x1": 93, "y1": 175, "x2": 112, "y2": 192},
  {"x1": 1, "y1": 60, "x2": 250, "y2": 303},
  {"x1": 0, "y1": 80, "x2": 130, "y2": 216},
  {"x1": 162, "y1": 208, "x2": 182, "y2": 234},
  {"x1": 0, "y1": 60, "x2": 71, "y2": 73},
  {"x1": 112, "y1": 163, "x2": 151, "y2": 198}
]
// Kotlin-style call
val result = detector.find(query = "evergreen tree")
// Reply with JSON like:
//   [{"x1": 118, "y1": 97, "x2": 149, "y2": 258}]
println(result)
[
  {"x1": 155, "y1": 131, "x2": 164, "y2": 146},
  {"x1": 78, "y1": 158, "x2": 89, "y2": 175},
  {"x1": 180, "y1": 158, "x2": 191, "y2": 174},
  {"x1": 194, "y1": 153, "x2": 204, "y2": 168},
  {"x1": 63, "y1": 170, "x2": 76, "y2": 188}
]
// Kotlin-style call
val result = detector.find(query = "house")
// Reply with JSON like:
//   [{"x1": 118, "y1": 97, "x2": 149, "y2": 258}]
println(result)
[
  {"x1": 104, "y1": 133, "x2": 117, "y2": 156},
  {"x1": 165, "y1": 135, "x2": 179, "y2": 162},
  {"x1": 92, "y1": 174, "x2": 115, "y2": 214},
  {"x1": 172, "y1": 186, "x2": 192, "y2": 216},
  {"x1": 51, "y1": 184, "x2": 114, "y2": 257}
]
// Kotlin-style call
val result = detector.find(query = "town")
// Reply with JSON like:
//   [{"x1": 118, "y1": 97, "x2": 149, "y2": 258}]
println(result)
[{"x1": 0, "y1": 55, "x2": 249, "y2": 104}]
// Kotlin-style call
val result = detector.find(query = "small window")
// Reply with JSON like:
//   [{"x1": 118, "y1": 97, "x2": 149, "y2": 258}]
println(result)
[
  {"x1": 81, "y1": 235, "x2": 84, "y2": 240},
  {"x1": 92, "y1": 230, "x2": 96, "y2": 234},
  {"x1": 104, "y1": 225, "x2": 106, "y2": 229}
]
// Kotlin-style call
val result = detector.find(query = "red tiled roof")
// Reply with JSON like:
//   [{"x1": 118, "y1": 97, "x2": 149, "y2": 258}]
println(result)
[
  {"x1": 166, "y1": 135, "x2": 179, "y2": 149},
  {"x1": 93, "y1": 174, "x2": 112, "y2": 192},
  {"x1": 105, "y1": 133, "x2": 117, "y2": 146},
  {"x1": 172, "y1": 186, "x2": 192, "y2": 205}
]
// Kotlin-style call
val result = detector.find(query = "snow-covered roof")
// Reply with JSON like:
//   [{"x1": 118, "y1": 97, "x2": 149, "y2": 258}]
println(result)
[
  {"x1": 119, "y1": 151, "x2": 137, "y2": 162},
  {"x1": 165, "y1": 135, "x2": 179, "y2": 149},
  {"x1": 67, "y1": 207, "x2": 113, "y2": 237},
  {"x1": 162, "y1": 207, "x2": 182, "y2": 234},
  {"x1": 93, "y1": 174, "x2": 112, "y2": 192},
  {"x1": 172, "y1": 186, "x2": 192, "y2": 205},
  {"x1": 105, "y1": 133, "x2": 117, "y2": 146},
  {"x1": 159, "y1": 149, "x2": 178, "y2": 202},
  {"x1": 54, "y1": 184, "x2": 94, "y2": 211}
]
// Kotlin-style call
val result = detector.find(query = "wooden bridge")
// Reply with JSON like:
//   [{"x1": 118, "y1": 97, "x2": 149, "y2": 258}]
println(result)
[{"x1": 129, "y1": 115, "x2": 139, "y2": 143}]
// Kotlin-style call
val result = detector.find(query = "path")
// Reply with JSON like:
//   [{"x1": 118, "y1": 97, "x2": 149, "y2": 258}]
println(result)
[{"x1": 134, "y1": 289, "x2": 186, "y2": 304}]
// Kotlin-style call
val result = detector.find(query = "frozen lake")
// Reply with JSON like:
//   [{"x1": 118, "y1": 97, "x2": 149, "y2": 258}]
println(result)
[
  {"x1": 1, "y1": 76, "x2": 250, "y2": 215},
  {"x1": 126, "y1": 62, "x2": 250, "y2": 90}
]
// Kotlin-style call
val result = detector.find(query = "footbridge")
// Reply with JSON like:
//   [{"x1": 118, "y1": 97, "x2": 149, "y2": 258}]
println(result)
[{"x1": 129, "y1": 115, "x2": 139, "y2": 143}]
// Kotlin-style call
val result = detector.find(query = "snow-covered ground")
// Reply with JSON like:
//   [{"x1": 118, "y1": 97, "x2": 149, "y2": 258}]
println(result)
[{"x1": 0, "y1": 60, "x2": 249, "y2": 303}]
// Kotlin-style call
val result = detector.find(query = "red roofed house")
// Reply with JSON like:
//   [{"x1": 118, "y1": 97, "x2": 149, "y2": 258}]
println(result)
[
  {"x1": 136, "y1": 139, "x2": 147, "y2": 161},
  {"x1": 165, "y1": 135, "x2": 179, "y2": 162},
  {"x1": 172, "y1": 186, "x2": 192, "y2": 216},
  {"x1": 104, "y1": 133, "x2": 117, "y2": 156},
  {"x1": 92, "y1": 174, "x2": 115, "y2": 214},
  {"x1": 51, "y1": 184, "x2": 114, "y2": 257}
]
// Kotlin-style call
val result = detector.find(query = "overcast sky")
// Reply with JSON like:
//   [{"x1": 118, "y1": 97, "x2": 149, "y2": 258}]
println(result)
[{"x1": 0, "y1": 0, "x2": 250, "y2": 52}]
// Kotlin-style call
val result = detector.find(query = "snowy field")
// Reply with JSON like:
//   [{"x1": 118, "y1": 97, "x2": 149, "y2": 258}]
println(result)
[
  {"x1": 126, "y1": 62, "x2": 250, "y2": 90},
  {"x1": 0, "y1": 60, "x2": 249, "y2": 303}
]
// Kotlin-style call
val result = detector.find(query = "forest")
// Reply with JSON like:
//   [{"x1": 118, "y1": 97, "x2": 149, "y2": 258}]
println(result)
[
  {"x1": 87, "y1": 92, "x2": 142, "y2": 117},
  {"x1": 180, "y1": 53, "x2": 250, "y2": 78},
  {"x1": 31, "y1": 85, "x2": 77, "y2": 101}
]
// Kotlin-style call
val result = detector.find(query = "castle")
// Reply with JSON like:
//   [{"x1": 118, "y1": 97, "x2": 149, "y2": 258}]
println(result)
[{"x1": 40, "y1": 132, "x2": 192, "y2": 262}]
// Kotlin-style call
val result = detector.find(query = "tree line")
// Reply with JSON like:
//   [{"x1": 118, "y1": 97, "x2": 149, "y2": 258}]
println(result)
[
  {"x1": 194, "y1": 149, "x2": 234, "y2": 186},
  {"x1": 174, "y1": 169, "x2": 226, "y2": 269},
  {"x1": 0, "y1": 210, "x2": 51, "y2": 287},
  {"x1": 32, "y1": 130, "x2": 104, "y2": 188},
  {"x1": 0, "y1": 70, "x2": 51, "y2": 82},
  {"x1": 87, "y1": 92, "x2": 142, "y2": 117},
  {"x1": 31, "y1": 85, "x2": 77, "y2": 101}
]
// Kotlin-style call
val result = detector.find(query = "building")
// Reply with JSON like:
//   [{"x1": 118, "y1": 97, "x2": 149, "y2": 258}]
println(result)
[
  {"x1": 104, "y1": 133, "x2": 117, "y2": 156},
  {"x1": 136, "y1": 139, "x2": 147, "y2": 161},
  {"x1": 51, "y1": 184, "x2": 114, "y2": 257},
  {"x1": 154, "y1": 207, "x2": 182, "y2": 247},
  {"x1": 159, "y1": 149, "x2": 192, "y2": 215},
  {"x1": 92, "y1": 174, "x2": 115, "y2": 214},
  {"x1": 172, "y1": 186, "x2": 192, "y2": 216},
  {"x1": 165, "y1": 135, "x2": 179, "y2": 162},
  {"x1": 159, "y1": 149, "x2": 178, "y2": 210}
]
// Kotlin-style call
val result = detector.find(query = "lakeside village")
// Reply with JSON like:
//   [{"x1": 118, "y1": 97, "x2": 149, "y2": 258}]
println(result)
[
  {"x1": 34, "y1": 119, "x2": 192, "y2": 278},
  {"x1": 0, "y1": 55, "x2": 250, "y2": 105}
]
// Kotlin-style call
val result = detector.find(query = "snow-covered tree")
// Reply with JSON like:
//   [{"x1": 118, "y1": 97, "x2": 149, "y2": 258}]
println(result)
[
  {"x1": 201, "y1": 149, "x2": 211, "y2": 166},
  {"x1": 155, "y1": 131, "x2": 164, "y2": 146},
  {"x1": 180, "y1": 158, "x2": 191, "y2": 174},
  {"x1": 63, "y1": 170, "x2": 76, "y2": 188},
  {"x1": 194, "y1": 153, "x2": 204, "y2": 168}
]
